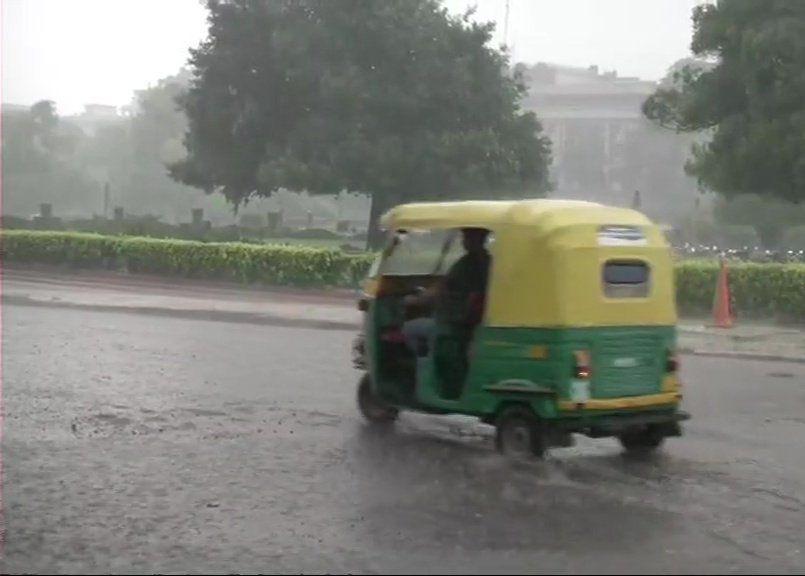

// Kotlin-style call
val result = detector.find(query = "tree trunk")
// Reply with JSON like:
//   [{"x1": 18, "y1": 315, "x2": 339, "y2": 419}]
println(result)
[{"x1": 756, "y1": 224, "x2": 782, "y2": 250}]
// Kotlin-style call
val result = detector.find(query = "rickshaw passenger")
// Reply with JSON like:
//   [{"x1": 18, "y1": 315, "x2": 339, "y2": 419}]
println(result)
[{"x1": 401, "y1": 228, "x2": 490, "y2": 354}]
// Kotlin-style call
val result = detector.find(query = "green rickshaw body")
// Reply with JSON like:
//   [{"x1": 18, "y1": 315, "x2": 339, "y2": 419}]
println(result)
[{"x1": 357, "y1": 199, "x2": 687, "y2": 454}]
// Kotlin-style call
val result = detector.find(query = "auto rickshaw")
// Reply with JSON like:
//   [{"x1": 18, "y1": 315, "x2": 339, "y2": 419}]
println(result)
[{"x1": 353, "y1": 199, "x2": 688, "y2": 458}]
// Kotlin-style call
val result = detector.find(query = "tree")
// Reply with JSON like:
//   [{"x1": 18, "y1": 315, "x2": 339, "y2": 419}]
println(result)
[
  {"x1": 75, "y1": 68, "x2": 227, "y2": 222},
  {"x1": 643, "y1": 1, "x2": 805, "y2": 204},
  {"x1": 714, "y1": 194, "x2": 805, "y2": 248},
  {"x1": 30, "y1": 100, "x2": 60, "y2": 153},
  {"x1": 130, "y1": 68, "x2": 193, "y2": 167},
  {"x1": 125, "y1": 69, "x2": 203, "y2": 218},
  {"x1": 171, "y1": 0, "x2": 551, "y2": 246},
  {"x1": 1, "y1": 101, "x2": 96, "y2": 217}
]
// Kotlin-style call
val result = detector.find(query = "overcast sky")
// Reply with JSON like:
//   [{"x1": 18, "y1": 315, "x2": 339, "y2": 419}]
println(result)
[{"x1": 2, "y1": 0, "x2": 699, "y2": 115}]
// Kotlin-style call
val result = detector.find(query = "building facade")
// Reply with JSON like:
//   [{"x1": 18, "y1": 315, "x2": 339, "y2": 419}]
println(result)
[{"x1": 520, "y1": 62, "x2": 701, "y2": 224}]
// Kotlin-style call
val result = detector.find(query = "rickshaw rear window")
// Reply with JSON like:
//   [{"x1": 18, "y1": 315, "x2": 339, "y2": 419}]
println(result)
[
  {"x1": 604, "y1": 262, "x2": 648, "y2": 284},
  {"x1": 603, "y1": 261, "x2": 650, "y2": 297}
]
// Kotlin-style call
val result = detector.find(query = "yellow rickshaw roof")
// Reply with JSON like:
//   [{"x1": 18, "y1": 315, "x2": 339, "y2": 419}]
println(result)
[
  {"x1": 376, "y1": 199, "x2": 675, "y2": 328},
  {"x1": 380, "y1": 199, "x2": 653, "y2": 233}
]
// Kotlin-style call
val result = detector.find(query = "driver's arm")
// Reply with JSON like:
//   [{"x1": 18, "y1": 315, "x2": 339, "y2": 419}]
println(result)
[
  {"x1": 404, "y1": 279, "x2": 443, "y2": 308},
  {"x1": 404, "y1": 255, "x2": 464, "y2": 308}
]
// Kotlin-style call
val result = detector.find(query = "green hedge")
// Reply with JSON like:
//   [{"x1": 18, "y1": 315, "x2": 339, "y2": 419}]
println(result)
[
  {"x1": 2, "y1": 230, "x2": 803, "y2": 320},
  {"x1": 676, "y1": 260, "x2": 805, "y2": 321},
  {"x1": 1, "y1": 230, "x2": 374, "y2": 288}
]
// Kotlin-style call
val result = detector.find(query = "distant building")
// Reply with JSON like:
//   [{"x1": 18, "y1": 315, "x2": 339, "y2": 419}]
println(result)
[
  {"x1": 520, "y1": 62, "x2": 701, "y2": 223},
  {"x1": 66, "y1": 103, "x2": 124, "y2": 136},
  {"x1": 83, "y1": 103, "x2": 119, "y2": 118},
  {"x1": 1, "y1": 103, "x2": 30, "y2": 114}
]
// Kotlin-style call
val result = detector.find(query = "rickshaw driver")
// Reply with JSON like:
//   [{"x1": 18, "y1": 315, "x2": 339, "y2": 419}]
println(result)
[{"x1": 401, "y1": 227, "x2": 491, "y2": 355}]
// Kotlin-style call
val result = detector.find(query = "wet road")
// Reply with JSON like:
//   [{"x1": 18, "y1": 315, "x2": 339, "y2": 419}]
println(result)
[{"x1": 2, "y1": 303, "x2": 804, "y2": 574}]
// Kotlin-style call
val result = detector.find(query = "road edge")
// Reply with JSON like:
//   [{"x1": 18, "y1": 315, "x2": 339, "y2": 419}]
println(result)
[{"x1": 2, "y1": 294, "x2": 359, "y2": 332}]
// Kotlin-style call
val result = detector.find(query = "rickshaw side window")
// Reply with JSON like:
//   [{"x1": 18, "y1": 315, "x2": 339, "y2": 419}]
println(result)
[
  {"x1": 602, "y1": 261, "x2": 650, "y2": 298},
  {"x1": 379, "y1": 229, "x2": 463, "y2": 276}
]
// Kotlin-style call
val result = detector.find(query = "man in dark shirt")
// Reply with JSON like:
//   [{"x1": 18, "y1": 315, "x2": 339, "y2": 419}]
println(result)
[{"x1": 402, "y1": 228, "x2": 491, "y2": 353}]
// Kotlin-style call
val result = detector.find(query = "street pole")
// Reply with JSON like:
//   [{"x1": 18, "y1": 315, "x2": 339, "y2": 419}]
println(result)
[
  {"x1": 103, "y1": 182, "x2": 110, "y2": 219},
  {"x1": 504, "y1": 0, "x2": 510, "y2": 48}
]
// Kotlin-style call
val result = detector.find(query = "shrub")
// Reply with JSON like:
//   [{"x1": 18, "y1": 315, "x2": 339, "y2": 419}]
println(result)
[
  {"x1": 2, "y1": 230, "x2": 802, "y2": 320},
  {"x1": 1, "y1": 230, "x2": 373, "y2": 288}
]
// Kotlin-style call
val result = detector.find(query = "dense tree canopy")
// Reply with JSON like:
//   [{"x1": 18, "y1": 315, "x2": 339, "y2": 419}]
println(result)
[
  {"x1": 1, "y1": 72, "x2": 230, "y2": 221},
  {"x1": 1, "y1": 101, "x2": 95, "y2": 216},
  {"x1": 715, "y1": 193, "x2": 805, "y2": 247},
  {"x1": 171, "y1": 0, "x2": 552, "y2": 244},
  {"x1": 643, "y1": 0, "x2": 805, "y2": 203}
]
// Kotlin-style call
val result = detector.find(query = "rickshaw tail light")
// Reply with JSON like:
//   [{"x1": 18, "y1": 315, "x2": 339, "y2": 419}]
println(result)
[{"x1": 573, "y1": 351, "x2": 592, "y2": 380}]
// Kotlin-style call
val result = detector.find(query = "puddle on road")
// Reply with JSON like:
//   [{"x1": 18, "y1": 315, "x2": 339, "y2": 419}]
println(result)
[
  {"x1": 68, "y1": 403, "x2": 346, "y2": 440},
  {"x1": 767, "y1": 371, "x2": 794, "y2": 378}
]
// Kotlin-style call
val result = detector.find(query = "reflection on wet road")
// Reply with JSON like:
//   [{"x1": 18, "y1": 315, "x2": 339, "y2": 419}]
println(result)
[{"x1": 2, "y1": 304, "x2": 803, "y2": 573}]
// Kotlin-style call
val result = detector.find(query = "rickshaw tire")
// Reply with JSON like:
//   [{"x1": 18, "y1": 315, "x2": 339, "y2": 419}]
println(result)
[
  {"x1": 494, "y1": 406, "x2": 546, "y2": 459},
  {"x1": 357, "y1": 374, "x2": 399, "y2": 424},
  {"x1": 618, "y1": 426, "x2": 665, "y2": 453}
]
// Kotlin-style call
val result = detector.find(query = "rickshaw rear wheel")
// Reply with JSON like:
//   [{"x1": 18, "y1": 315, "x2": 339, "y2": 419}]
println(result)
[
  {"x1": 495, "y1": 406, "x2": 546, "y2": 459},
  {"x1": 618, "y1": 426, "x2": 665, "y2": 453},
  {"x1": 357, "y1": 374, "x2": 399, "y2": 424}
]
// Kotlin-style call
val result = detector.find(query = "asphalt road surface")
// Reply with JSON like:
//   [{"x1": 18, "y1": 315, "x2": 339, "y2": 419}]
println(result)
[{"x1": 2, "y1": 303, "x2": 804, "y2": 574}]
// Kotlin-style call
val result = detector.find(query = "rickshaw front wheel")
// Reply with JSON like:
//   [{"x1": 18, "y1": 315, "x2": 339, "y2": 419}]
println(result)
[
  {"x1": 618, "y1": 426, "x2": 665, "y2": 453},
  {"x1": 495, "y1": 406, "x2": 546, "y2": 459},
  {"x1": 357, "y1": 374, "x2": 399, "y2": 424}
]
